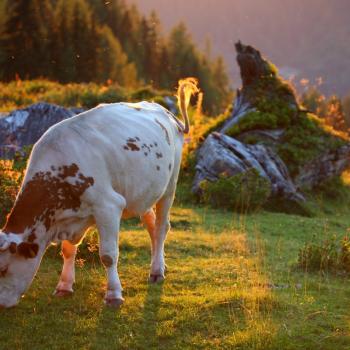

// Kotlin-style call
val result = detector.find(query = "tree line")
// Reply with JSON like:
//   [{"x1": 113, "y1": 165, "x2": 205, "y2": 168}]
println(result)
[{"x1": 0, "y1": 0, "x2": 232, "y2": 113}]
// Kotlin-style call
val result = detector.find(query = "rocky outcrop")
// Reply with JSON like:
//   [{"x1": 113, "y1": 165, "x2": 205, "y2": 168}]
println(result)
[
  {"x1": 234, "y1": 41, "x2": 298, "y2": 106},
  {"x1": 0, "y1": 103, "x2": 83, "y2": 158},
  {"x1": 295, "y1": 145, "x2": 350, "y2": 189},
  {"x1": 193, "y1": 42, "x2": 350, "y2": 214},
  {"x1": 194, "y1": 132, "x2": 305, "y2": 203}
]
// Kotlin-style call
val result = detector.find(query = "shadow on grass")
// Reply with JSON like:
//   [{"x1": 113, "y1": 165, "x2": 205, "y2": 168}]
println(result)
[
  {"x1": 134, "y1": 281, "x2": 164, "y2": 348},
  {"x1": 91, "y1": 278, "x2": 164, "y2": 350}
]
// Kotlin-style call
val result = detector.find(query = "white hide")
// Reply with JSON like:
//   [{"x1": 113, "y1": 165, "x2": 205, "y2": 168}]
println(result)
[
  {"x1": 0, "y1": 100, "x2": 186, "y2": 307},
  {"x1": 26, "y1": 101, "x2": 184, "y2": 220}
]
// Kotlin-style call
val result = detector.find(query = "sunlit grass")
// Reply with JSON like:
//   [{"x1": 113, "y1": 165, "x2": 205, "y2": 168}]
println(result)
[
  {"x1": 0, "y1": 79, "x2": 170, "y2": 113},
  {"x1": 1, "y1": 203, "x2": 350, "y2": 349},
  {"x1": 342, "y1": 169, "x2": 350, "y2": 185}
]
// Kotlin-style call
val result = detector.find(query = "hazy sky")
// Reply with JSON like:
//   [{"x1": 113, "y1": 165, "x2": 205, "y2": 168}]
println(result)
[{"x1": 129, "y1": 0, "x2": 350, "y2": 95}]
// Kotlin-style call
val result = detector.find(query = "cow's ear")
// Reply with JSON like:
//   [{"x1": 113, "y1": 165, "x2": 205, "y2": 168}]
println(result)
[{"x1": 17, "y1": 242, "x2": 39, "y2": 259}]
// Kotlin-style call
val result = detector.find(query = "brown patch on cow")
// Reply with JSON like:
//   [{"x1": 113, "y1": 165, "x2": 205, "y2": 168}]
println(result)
[
  {"x1": 126, "y1": 142, "x2": 140, "y2": 151},
  {"x1": 27, "y1": 231, "x2": 37, "y2": 243},
  {"x1": 9, "y1": 242, "x2": 17, "y2": 254},
  {"x1": 58, "y1": 164, "x2": 79, "y2": 180},
  {"x1": 156, "y1": 166, "x2": 160, "y2": 171},
  {"x1": 156, "y1": 152, "x2": 163, "y2": 159},
  {"x1": 155, "y1": 119, "x2": 170, "y2": 145},
  {"x1": 124, "y1": 138, "x2": 140, "y2": 151},
  {"x1": 0, "y1": 266, "x2": 8, "y2": 278},
  {"x1": 101, "y1": 254, "x2": 113, "y2": 268},
  {"x1": 3, "y1": 163, "x2": 94, "y2": 234},
  {"x1": 17, "y1": 242, "x2": 39, "y2": 259},
  {"x1": 142, "y1": 144, "x2": 151, "y2": 153}
]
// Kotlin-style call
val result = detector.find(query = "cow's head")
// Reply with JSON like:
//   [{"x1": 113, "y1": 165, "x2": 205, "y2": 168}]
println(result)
[{"x1": 0, "y1": 231, "x2": 43, "y2": 308}]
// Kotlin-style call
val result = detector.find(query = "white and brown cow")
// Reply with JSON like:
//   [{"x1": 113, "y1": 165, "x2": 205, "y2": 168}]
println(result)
[{"x1": 0, "y1": 78, "x2": 198, "y2": 308}]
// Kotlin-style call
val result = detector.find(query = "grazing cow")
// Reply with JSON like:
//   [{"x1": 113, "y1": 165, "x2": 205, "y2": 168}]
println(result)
[{"x1": 0, "y1": 78, "x2": 198, "y2": 308}]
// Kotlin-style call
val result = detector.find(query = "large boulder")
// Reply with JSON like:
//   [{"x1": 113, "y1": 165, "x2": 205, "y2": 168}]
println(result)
[
  {"x1": 194, "y1": 132, "x2": 305, "y2": 203},
  {"x1": 193, "y1": 42, "x2": 350, "y2": 214},
  {"x1": 0, "y1": 102, "x2": 83, "y2": 158}
]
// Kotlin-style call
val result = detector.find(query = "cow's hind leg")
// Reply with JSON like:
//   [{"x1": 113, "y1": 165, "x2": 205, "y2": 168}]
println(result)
[
  {"x1": 93, "y1": 192, "x2": 126, "y2": 308},
  {"x1": 149, "y1": 193, "x2": 173, "y2": 283},
  {"x1": 141, "y1": 209, "x2": 156, "y2": 260},
  {"x1": 54, "y1": 240, "x2": 77, "y2": 297}
]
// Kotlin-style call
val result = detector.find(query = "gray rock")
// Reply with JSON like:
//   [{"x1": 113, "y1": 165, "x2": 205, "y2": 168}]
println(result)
[
  {"x1": 0, "y1": 102, "x2": 78, "y2": 158},
  {"x1": 295, "y1": 145, "x2": 350, "y2": 189},
  {"x1": 220, "y1": 90, "x2": 256, "y2": 134},
  {"x1": 193, "y1": 132, "x2": 305, "y2": 204},
  {"x1": 193, "y1": 42, "x2": 350, "y2": 215}
]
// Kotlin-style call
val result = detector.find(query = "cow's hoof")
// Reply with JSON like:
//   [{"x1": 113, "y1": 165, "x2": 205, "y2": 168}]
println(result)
[
  {"x1": 54, "y1": 289, "x2": 73, "y2": 297},
  {"x1": 149, "y1": 274, "x2": 165, "y2": 284},
  {"x1": 105, "y1": 298, "x2": 124, "y2": 308}
]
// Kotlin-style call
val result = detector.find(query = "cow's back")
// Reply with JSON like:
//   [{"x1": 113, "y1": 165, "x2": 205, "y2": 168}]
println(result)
[{"x1": 25, "y1": 102, "x2": 184, "y2": 217}]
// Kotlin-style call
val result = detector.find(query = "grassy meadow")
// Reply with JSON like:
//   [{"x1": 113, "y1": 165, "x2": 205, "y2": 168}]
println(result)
[
  {"x1": 0, "y1": 187, "x2": 350, "y2": 349},
  {"x1": 0, "y1": 79, "x2": 350, "y2": 349},
  {"x1": 0, "y1": 0, "x2": 349, "y2": 347}
]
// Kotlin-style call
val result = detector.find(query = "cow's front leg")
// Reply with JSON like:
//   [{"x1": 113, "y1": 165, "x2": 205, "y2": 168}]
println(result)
[
  {"x1": 54, "y1": 240, "x2": 77, "y2": 297},
  {"x1": 94, "y1": 194, "x2": 126, "y2": 308},
  {"x1": 149, "y1": 194, "x2": 173, "y2": 283}
]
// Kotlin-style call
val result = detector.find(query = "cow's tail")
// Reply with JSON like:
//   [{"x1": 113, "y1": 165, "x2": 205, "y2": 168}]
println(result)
[{"x1": 177, "y1": 77, "x2": 199, "y2": 134}]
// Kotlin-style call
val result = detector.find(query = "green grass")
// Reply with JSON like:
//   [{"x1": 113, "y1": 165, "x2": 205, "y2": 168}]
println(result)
[
  {"x1": 0, "y1": 79, "x2": 170, "y2": 112},
  {"x1": 1, "y1": 199, "x2": 350, "y2": 349}
]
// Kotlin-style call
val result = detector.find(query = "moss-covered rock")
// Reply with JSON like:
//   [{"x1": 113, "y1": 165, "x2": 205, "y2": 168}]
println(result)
[
  {"x1": 194, "y1": 42, "x2": 350, "y2": 215},
  {"x1": 278, "y1": 113, "x2": 347, "y2": 176},
  {"x1": 225, "y1": 42, "x2": 349, "y2": 181}
]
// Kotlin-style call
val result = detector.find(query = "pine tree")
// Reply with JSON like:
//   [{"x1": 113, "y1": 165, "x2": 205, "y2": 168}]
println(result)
[
  {"x1": 167, "y1": 23, "x2": 231, "y2": 114},
  {"x1": 0, "y1": 0, "x2": 231, "y2": 113},
  {"x1": 210, "y1": 56, "x2": 232, "y2": 112},
  {"x1": 0, "y1": 0, "x2": 53, "y2": 80},
  {"x1": 53, "y1": 0, "x2": 76, "y2": 81},
  {"x1": 158, "y1": 44, "x2": 171, "y2": 88},
  {"x1": 53, "y1": 0, "x2": 98, "y2": 82},
  {"x1": 71, "y1": 0, "x2": 95, "y2": 81},
  {"x1": 167, "y1": 22, "x2": 199, "y2": 82},
  {"x1": 118, "y1": 6, "x2": 140, "y2": 60},
  {"x1": 143, "y1": 11, "x2": 162, "y2": 86},
  {"x1": 96, "y1": 25, "x2": 137, "y2": 87}
]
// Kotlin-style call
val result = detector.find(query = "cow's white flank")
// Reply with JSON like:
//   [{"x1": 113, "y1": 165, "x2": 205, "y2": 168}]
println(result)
[{"x1": 0, "y1": 78, "x2": 198, "y2": 308}]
